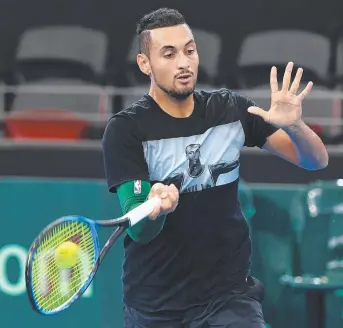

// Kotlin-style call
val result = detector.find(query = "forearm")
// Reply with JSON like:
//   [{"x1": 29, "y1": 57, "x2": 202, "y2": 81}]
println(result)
[
  {"x1": 283, "y1": 120, "x2": 329, "y2": 170},
  {"x1": 126, "y1": 204, "x2": 166, "y2": 244},
  {"x1": 117, "y1": 181, "x2": 166, "y2": 244}
]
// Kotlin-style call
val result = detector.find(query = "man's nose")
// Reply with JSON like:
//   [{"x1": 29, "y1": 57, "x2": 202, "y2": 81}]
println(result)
[{"x1": 176, "y1": 53, "x2": 190, "y2": 70}]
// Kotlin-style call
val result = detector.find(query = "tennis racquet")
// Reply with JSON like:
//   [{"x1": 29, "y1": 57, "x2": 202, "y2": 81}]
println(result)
[{"x1": 25, "y1": 196, "x2": 161, "y2": 315}]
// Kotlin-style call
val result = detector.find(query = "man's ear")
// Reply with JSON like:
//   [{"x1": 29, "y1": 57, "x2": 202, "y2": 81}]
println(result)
[{"x1": 137, "y1": 54, "x2": 151, "y2": 76}]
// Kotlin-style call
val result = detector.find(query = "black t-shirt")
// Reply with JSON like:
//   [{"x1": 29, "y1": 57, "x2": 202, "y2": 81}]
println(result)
[{"x1": 101, "y1": 88, "x2": 278, "y2": 313}]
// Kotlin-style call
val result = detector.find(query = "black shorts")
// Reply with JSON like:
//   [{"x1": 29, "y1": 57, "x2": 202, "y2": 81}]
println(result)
[{"x1": 124, "y1": 276, "x2": 265, "y2": 328}]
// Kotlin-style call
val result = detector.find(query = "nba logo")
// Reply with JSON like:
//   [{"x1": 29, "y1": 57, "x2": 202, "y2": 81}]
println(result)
[{"x1": 134, "y1": 180, "x2": 141, "y2": 194}]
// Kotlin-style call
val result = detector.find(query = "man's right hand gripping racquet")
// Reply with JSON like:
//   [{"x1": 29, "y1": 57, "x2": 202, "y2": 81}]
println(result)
[{"x1": 25, "y1": 196, "x2": 161, "y2": 315}]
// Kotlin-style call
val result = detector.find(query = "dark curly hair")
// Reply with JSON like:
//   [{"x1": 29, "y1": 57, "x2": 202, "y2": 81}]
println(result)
[{"x1": 136, "y1": 8, "x2": 186, "y2": 56}]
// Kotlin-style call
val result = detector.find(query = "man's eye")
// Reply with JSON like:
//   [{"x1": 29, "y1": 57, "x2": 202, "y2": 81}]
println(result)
[
  {"x1": 187, "y1": 49, "x2": 195, "y2": 55},
  {"x1": 164, "y1": 53, "x2": 174, "y2": 59}
]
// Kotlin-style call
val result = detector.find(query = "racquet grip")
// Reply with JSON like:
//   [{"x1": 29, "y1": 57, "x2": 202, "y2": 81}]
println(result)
[{"x1": 127, "y1": 196, "x2": 161, "y2": 226}]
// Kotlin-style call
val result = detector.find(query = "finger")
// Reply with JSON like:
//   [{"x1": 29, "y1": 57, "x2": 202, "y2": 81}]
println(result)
[
  {"x1": 167, "y1": 191, "x2": 178, "y2": 205},
  {"x1": 248, "y1": 106, "x2": 269, "y2": 122},
  {"x1": 150, "y1": 183, "x2": 164, "y2": 194},
  {"x1": 160, "y1": 190, "x2": 169, "y2": 199},
  {"x1": 270, "y1": 66, "x2": 278, "y2": 93},
  {"x1": 169, "y1": 184, "x2": 178, "y2": 192},
  {"x1": 160, "y1": 198, "x2": 173, "y2": 213},
  {"x1": 169, "y1": 184, "x2": 179, "y2": 197},
  {"x1": 298, "y1": 81, "x2": 313, "y2": 102},
  {"x1": 149, "y1": 205, "x2": 161, "y2": 220},
  {"x1": 282, "y1": 62, "x2": 294, "y2": 92},
  {"x1": 289, "y1": 67, "x2": 303, "y2": 94},
  {"x1": 165, "y1": 184, "x2": 178, "y2": 201},
  {"x1": 150, "y1": 184, "x2": 168, "y2": 199}
]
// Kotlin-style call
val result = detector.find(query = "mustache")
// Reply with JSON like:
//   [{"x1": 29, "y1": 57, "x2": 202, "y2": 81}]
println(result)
[{"x1": 175, "y1": 71, "x2": 193, "y2": 79}]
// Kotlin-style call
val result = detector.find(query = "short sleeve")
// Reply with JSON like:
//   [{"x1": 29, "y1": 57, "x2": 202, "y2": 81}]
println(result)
[
  {"x1": 235, "y1": 93, "x2": 279, "y2": 148},
  {"x1": 101, "y1": 114, "x2": 150, "y2": 193}
]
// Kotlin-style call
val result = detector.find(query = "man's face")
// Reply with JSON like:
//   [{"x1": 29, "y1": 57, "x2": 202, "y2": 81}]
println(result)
[
  {"x1": 187, "y1": 149, "x2": 200, "y2": 163},
  {"x1": 147, "y1": 24, "x2": 199, "y2": 100}
]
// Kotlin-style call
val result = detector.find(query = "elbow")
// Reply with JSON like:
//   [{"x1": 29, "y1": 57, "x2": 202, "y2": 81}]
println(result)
[
  {"x1": 319, "y1": 156, "x2": 329, "y2": 170},
  {"x1": 314, "y1": 149, "x2": 329, "y2": 170},
  {"x1": 304, "y1": 162, "x2": 328, "y2": 171},
  {"x1": 302, "y1": 155, "x2": 329, "y2": 171}
]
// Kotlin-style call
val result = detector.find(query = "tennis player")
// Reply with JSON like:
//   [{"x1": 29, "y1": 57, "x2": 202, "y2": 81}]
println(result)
[{"x1": 102, "y1": 8, "x2": 328, "y2": 328}]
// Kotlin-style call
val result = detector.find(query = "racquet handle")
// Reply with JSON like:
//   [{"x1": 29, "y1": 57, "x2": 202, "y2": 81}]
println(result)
[{"x1": 126, "y1": 196, "x2": 162, "y2": 226}]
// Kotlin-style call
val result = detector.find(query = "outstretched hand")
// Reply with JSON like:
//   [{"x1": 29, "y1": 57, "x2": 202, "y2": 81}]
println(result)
[{"x1": 248, "y1": 62, "x2": 313, "y2": 128}]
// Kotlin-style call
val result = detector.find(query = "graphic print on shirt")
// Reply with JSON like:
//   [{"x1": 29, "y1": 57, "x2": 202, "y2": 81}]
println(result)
[
  {"x1": 142, "y1": 121, "x2": 245, "y2": 193},
  {"x1": 185, "y1": 144, "x2": 205, "y2": 178}
]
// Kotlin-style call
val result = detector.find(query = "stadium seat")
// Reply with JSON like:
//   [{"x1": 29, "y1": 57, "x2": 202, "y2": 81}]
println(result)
[
  {"x1": 238, "y1": 29, "x2": 340, "y2": 138},
  {"x1": 4, "y1": 108, "x2": 90, "y2": 140},
  {"x1": 8, "y1": 26, "x2": 112, "y2": 123},
  {"x1": 281, "y1": 180, "x2": 343, "y2": 328},
  {"x1": 10, "y1": 79, "x2": 106, "y2": 115},
  {"x1": 236, "y1": 30, "x2": 331, "y2": 89},
  {"x1": 14, "y1": 25, "x2": 108, "y2": 84},
  {"x1": 327, "y1": 22, "x2": 343, "y2": 96},
  {"x1": 190, "y1": 28, "x2": 222, "y2": 87}
]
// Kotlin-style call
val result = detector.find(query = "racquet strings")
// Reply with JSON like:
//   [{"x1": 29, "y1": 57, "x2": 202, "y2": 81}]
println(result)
[{"x1": 30, "y1": 220, "x2": 97, "y2": 312}]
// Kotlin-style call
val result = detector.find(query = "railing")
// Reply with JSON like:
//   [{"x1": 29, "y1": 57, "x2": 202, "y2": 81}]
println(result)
[{"x1": 0, "y1": 84, "x2": 341, "y2": 129}]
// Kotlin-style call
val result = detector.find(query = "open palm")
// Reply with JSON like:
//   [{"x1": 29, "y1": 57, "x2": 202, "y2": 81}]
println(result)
[{"x1": 248, "y1": 62, "x2": 313, "y2": 128}]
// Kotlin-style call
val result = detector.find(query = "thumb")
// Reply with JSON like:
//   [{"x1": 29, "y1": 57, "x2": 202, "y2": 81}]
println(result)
[
  {"x1": 248, "y1": 106, "x2": 269, "y2": 121},
  {"x1": 149, "y1": 207, "x2": 160, "y2": 220},
  {"x1": 148, "y1": 201, "x2": 161, "y2": 220}
]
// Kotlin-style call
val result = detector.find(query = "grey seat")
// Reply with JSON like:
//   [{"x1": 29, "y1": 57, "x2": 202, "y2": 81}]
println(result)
[
  {"x1": 329, "y1": 23, "x2": 343, "y2": 87},
  {"x1": 237, "y1": 30, "x2": 331, "y2": 88},
  {"x1": 15, "y1": 25, "x2": 108, "y2": 82},
  {"x1": 11, "y1": 79, "x2": 108, "y2": 116},
  {"x1": 192, "y1": 28, "x2": 222, "y2": 86}
]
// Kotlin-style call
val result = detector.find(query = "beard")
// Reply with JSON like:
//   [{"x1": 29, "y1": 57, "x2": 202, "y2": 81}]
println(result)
[
  {"x1": 152, "y1": 71, "x2": 196, "y2": 101},
  {"x1": 159, "y1": 84, "x2": 195, "y2": 101}
]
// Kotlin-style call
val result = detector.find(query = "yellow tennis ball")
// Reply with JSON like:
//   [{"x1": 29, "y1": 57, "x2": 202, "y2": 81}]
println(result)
[{"x1": 55, "y1": 241, "x2": 80, "y2": 269}]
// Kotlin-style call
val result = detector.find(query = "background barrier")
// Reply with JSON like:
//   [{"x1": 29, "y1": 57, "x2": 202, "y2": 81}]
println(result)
[{"x1": 1, "y1": 178, "x2": 343, "y2": 328}]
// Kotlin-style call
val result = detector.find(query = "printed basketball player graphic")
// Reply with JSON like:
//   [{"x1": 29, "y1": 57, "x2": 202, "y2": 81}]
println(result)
[
  {"x1": 165, "y1": 142, "x2": 240, "y2": 193},
  {"x1": 185, "y1": 144, "x2": 205, "y2": 178},
  {"x1": 143, "y1": 122, "x2": 244, "y2": 194}
]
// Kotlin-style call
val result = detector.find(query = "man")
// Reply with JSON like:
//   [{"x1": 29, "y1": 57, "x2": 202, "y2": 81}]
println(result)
[
  {"x1": 185, "y1": 144, "x2": 204, "y2": 178},
  {"x1": 102, "y1": 8, "x2": 328, "y2": 328}
]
